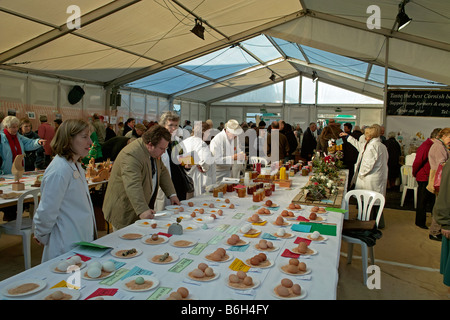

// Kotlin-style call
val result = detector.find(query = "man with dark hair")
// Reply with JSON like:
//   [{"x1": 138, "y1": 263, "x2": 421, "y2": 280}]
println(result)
[
  {"x1": 103, "y1": 125, "x2": 180, "y2": 230},
  {"x1": 301, "y1": 122, "x2": 318, "y2": 161}
]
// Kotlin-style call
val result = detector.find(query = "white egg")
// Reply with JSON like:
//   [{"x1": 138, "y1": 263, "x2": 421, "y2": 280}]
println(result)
[
  {"x1": 241, "y1": 224, "x2": 252, "y2": 233},
  {"x1": 89, "y1": 261, "x2": 102, "y2": 270},
  {"x1": 87, "y1": 266, "x2": 102, "y2": 278},
  {"x1": 69, "y1": 255, "x2": 82, "y2": 265},
  {"x1": 56, "y1": 261, "x2": 69, "y2": 272},
  {"x1": 311, "y1": 231, "x2": 320, "y2": 239},
  {"x1": 102, "y1": 261, "x2": 115, "y2": 272},
  {"x1": 277, "y1": 228, "x2": 285, "y2": 236}
]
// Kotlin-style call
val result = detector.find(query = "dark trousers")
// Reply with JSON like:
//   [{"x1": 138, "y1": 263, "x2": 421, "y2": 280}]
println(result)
[{"x1": 415, "y1": 181, "x2": 435, "y2": 227}]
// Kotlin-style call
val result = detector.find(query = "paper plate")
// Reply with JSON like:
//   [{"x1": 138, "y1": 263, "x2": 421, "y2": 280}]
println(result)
[
  {"x1": 38, "y1": 287, "x2": 80, "y2": 300},
  {"x1": 121, "y1": 275, "x2": 160, "y2": 292},
  {"x1": 2, "y1": 279, "x2": 47, "y2": 297}
]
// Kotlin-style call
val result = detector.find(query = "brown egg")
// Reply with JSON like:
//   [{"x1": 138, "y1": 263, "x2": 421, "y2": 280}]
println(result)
[
  {"x1": 198, "y1": 262, "x2": 208, "y2": 271},
  {"x1": 227, "y1": 238, "x2": 238, "y2": 245},
  {"x1": 210, "y1": 214, "x2": 217, "y2": 219},
  {"x1": 177, "y1": 287, "x2": 189, "y2": 298},
  {"x1": 288, "y1": 203, "x2": 296, "y2": 209},
  {"x1": 292, "y1": 284, "x2": 301, "y2": 295},
  {"x1": 191, "y1": 269, "x2": 204, "y2": 278},
  {"x1": 287, "y1": 211, "x2": 295, "y2": 217},
  {"x1": 311, "y1": 206, "x2": 319, "y2": 212},
  {"x1": 318, "y1": 207, "x2": 326, "y2": 213},
  {"x1": 209, "y1": 204, "x2": 215, "y2": 208},
  {"x1": 309, "y1": 212, "x2": 317, "y2": 220},
  {"x1": 257, "y1": 208, "x2": 265, "y2": 214},
  {"x1": 210, "y1": 252, "x2": 222, "y2": 261},
  {"x1": 151, "y1": 223, "x2": 157, "y2": 229},
  {"x1": 298, "y1": 262, "x2": 307, "y2": 271},
  {"x1": 199, "y1": 208, "x2": 205, "y2": 214},
  {"x1": 295, "y1": 204, "x2": 301, "y2": 209},
  {"x1": 179, "y1": 207, "x2": 184, "y2": 212},
  {"x1": 229, "y1": 204, "x2": 235, "y2": 209},
  {"x1": 225, "y1": 198, "x2": 230, "y2": 203},
  {"x1": 265, "y1": 200, "x2": 272, "y2": 206},
  {"x1": 204, "y1": 267, "x2": 214, "y2": 277},
  {"x1": 289, "y1": 258, "x2": 299, "y2": 266},
  {"x1": 258, "y1": 240, "x2": 268, "y2": 249},
  {"x1": 250, "y1": 257, "x2": 261, "y2": 265},
  {"x1": 281, "y1": 210, "x2": 289, "y2": 217},
  {"x1": 275, "y1": 216, "x2": 285, "y2": 225},
  {"x1": 217, "y1": 209, "x2": 223, "y2": 216},
  {"x1": 170, "y1": 292, "x2": 183, "y2": 300},
  {"x1": 229, "y1": 274, "x2": 239, "y2": 283},
  {"x1": 231, "y1": 234, "x2": 240, "y2": 241},
  {"x1": 297, "y1": 242, "x2": 308, "y2": 254},
  {"x1": 190, "y1": 212, "x2": 196, "y2": 218},
  {"x1": 281, "y1": 278, "x2": 293, "y2": 288},
  {"x1": 188, "y1": 202, "x2": 194, "y2": 207},
  {"x1": 237, "y1": 271, "x2": 247, "y2": 279},
  {"x1": 251, "y1": 214, "x2": 260, "y2": 222},
  {"x1": 266, "y1": 241, "x2": 274, "y2": 248},
  {"x1": 216, "y1": 248, "x2": 226, "y2": 257},
  {"x1": 257, "y1": 253, "x2": 267, "y2": 261},
  {"x1": 277, "y1": 286, "x2": 290, "y2": 297},
  {"x1": 151, "y1": 234, "x2": 159, "y2": 241},
  {"x1": 243, "y1": 276, "x2": 253, "y2": 286},
  {"x1": 264, "y1": 208, "x2": 270, "y2": 214},
  {"x1": 287, "y1": 264, "x2": 299, "y2": 273}
]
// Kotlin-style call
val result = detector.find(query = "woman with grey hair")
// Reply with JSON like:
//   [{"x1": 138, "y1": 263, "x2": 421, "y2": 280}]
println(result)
[{"x1": 0, "y1": 116, "x2": 45, "y2": 175}]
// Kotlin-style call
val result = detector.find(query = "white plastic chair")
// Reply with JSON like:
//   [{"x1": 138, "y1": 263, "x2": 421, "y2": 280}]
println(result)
[
  {"x1": 342, "y1": 189, "x2": 385, "y2": 285},
  {"x1": 0, "y1": 189, "x2": 40, "y2": 270},
  {"x1": 405, "y1": 153, "x2": 416, "y2": 166},
  {"x1": 249, "y1": 156, "x2": 268, "y2": 166},
  {"x1": 400, "y1": 165, "x2": 418, "y2": 208}
]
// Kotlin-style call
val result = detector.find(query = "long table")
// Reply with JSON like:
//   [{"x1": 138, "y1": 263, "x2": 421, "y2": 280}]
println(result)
[{"x1": 0, "y1": 173, "x2": 346, "y2": 301}]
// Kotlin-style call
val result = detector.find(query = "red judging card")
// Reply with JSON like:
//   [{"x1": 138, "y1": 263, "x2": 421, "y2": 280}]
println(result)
[
  {"x1": 281, "y1": 249, "x2": 300, "y2": 258},
  {"x1": 296, "y1": 216, "x2": 309, "y2": 222},
  {"x1": 84, "y1": 288, "x2": 118, "y2": 300},
  {"x1": 158, "y1": 232, "x2": 172, "y2": 237},
  {"x1": 293, "y1": 237, "x2": 312, "y2": 245}
]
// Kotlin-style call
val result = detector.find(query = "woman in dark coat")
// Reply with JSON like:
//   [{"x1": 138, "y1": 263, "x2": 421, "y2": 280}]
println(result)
[
  {"x1": 384, "y1": 132, "x2": 402, "y2": 188},
  {"x1": 300, "y1": 122, "x2": 318, "y2": 161}
]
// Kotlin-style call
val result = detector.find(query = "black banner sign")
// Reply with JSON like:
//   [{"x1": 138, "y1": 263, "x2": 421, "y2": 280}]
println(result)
[{"x1": 386, "y1": 89, "x2": 450, "y2": 117}]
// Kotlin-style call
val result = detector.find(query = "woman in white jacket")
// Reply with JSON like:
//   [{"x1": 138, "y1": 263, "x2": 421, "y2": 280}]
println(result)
[
  {"x1": 33, "y1": 119, "x2": 96, "y2": 262},
  {"x1": 340, "y1": 125, "x2": 389, "y2": 227}
]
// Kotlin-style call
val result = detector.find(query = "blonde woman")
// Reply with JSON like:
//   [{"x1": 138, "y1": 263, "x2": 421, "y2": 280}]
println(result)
[{"x1": 33, "y1": 119, "x2": 96, "y2": 262}]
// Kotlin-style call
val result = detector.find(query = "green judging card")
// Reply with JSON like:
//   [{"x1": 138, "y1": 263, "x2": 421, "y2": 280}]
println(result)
[
  {"x1": 168, "y1": 258, "x2": 193, "y2": 273},
  {"x1": 298, "y1": 222, "x2": 337, "y2": 236}
]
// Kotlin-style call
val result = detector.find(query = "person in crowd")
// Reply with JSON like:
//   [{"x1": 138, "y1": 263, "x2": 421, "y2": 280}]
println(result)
[
  {"x1": 19, "y1": 118, "x2": 45, "y2": 171},
  {"x1": 37, "y1": 115, "x2": 55, "y2": 167},
  {"x1": 103, "y1": 125, "x2": 179, "y2": 231},
  {"x1": 380, "y1": 126, "x2": 386, "y2": 142},
  {"x1": 105, "y1": 123, "x2": 116, "y2": 141},
  {"x1": 432, "y1": 159, "x2": 450, "y2": 297},
  {"x1": 0, "y1": 111, "x2": 5, "y2": 131},
  {"x1": 125, "y1": 123, "x2": 146, "y2": 139},
  {"x1": 280, "y1": 121, "x2": 298, "y2": 161},
  {"x1": 92, "y1": 113, "x2": 105, "y2": 144},
  {"x1": 155, "y1": 111, "x2": 193, "y2": 211},
  {"x1": 340, "y1": 125, "x2": 388, "y2": 228},
  {"x1": 206, "y1": 119, "x2": 213, "y2": 130},
  {"x1": 317, "y1": 119, "x2": 342, "y2": 154},
  {"x1": 258, "y1": 120, "x2": 266, "y2": 130},
  {"x1": 301, "y1": 122, "x2": 318, "y2": 161},
  {"x1": 122, "y1": 118, "x2": 135, "y2": 136},
  {"x1": 116, "y1": 122, "x2": 124, "y2": 136},
  {"x1": 183, "y1": 120, "x2": 193, "y2": 133},
  {"x1": 33, "y1": 119, "x2": 96, "y2": 262},
  {"x1": 413, "y1": 128, "x2": 442, "y2": 229},
  {"x1": 384, "y1": 131, "x2": 402, "y2": 189},
  {"x1": 427, "y1": 128, "x2": 450, "y2": 241},
  {"x1": 179, "y1": 121, "x2": 216, "y2": 197},
  {"x1": 101, "y1": 136, "x2": 132, "y2": 161},
  {"x1": 266, "y1": 120, "x2": 289, "y2": 162},
  {"x1": 342, "y1": 122, "x2": 362, "y2": 190},
  {"x1": 293, "y1": 123, "x2": 303, "y2": 150},
  {"x1": 210, "y1": 119, "x2": 245, "y2": 183},
  {"x1": 0, "y1": 116, "x2": 45, "y2": 175},
  {"x1": 217, "y1": 122, "x2": 225, "y2": 131},
  {"x1": 53, "y1": 118, "x2": 62, "y2": 131}
]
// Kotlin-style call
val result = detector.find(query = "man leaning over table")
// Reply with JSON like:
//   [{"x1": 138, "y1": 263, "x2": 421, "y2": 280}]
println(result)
[{"x1": 102, "y1": 125, "x2": 180, "y2": 231}]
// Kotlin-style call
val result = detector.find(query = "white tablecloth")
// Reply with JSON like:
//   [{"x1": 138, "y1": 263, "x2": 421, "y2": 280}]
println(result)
[{"x1": 0, "y1": 173, "x2": 345, "y2": 300}]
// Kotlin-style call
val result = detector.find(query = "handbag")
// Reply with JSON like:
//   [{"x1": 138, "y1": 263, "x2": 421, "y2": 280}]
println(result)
[
  {"x1": 434, "y1": 162, "x2": 445, "y2": 193},
  {"x1": 181, "y1": 167, "x2": 195, "y2": 193}
]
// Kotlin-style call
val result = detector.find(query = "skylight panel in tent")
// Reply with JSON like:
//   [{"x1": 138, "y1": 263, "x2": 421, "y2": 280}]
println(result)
[
  {"x1": 369, "y1": 65, "x2": 444, "y2": 87},
  {"x1": 270, "y1": 38, "x2": 306, "y2": 61},
  {"x1": 222, "y1": 82, "x2": 284, "y2": 103},
  {"x1": 128, "y1": 68, "x2": 208, "y2": 94},
  {"x1": 317, "y1": 82, "x2": 382, "y2": 104},
  {"x1": 179, "y1": 46, "x2": 260, "y2": 80},
  {"x1": 240, "y1": 35, "x2": 282, "y2": 62},
  {"x1": 301, "y1": 45, "x2": 368, "y2": 79}
]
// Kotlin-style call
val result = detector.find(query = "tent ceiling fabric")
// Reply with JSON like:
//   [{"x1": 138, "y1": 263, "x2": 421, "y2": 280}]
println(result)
[{"x1": 0, "y1": 0, "x2": 449, "y2": 104}]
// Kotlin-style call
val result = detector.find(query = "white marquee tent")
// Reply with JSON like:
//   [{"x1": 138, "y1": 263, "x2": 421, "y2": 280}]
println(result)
[{"x1": 1, "y1": 0, "x2": 449, "y2": 105}]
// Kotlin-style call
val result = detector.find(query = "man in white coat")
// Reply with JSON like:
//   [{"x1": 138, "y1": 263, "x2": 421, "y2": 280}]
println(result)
[{"x1": 209, "y1": 119, "x2": 245, "y2": 183}]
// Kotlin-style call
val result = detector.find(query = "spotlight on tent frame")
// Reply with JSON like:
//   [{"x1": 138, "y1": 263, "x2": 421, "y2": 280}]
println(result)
[
  {"x1": 269, "y1": 73, "x2": 276, "y2": 82},
  {"x1": 191, "y1": 19, "x2": 205, "y2": 40},
  {"x1": 396, "y1": 0, "x2": 412, "y2": 31},
  {"x1": 312, "y1": 71, "x2": 318, "y2": 82}
]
